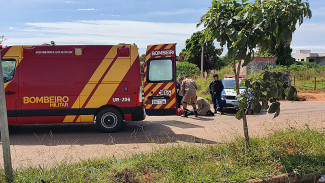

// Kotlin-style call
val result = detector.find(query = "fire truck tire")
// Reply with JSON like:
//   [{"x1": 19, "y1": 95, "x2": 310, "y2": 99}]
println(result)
[{"x1": 96, "y1": 108, "x2": 124, "y2": 133}]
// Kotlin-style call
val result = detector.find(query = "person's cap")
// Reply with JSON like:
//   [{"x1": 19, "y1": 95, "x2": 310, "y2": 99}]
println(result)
[
  {"x1": 213, "y1": 74, "x2": 219, "y2": 78},
  {"x1": 178, "y1": 77, "x2": 183, "y2": 80}
]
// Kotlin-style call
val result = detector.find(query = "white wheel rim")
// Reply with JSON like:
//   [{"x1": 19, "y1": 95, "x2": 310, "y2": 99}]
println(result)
[{"x1": 100, "y1": 112, "x2": 118, "y2": 129}]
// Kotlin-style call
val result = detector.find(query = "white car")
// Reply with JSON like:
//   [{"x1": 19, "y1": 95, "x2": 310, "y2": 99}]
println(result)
[{"x1": 220, "y1": 75, "x2": 246, "y2": 108}]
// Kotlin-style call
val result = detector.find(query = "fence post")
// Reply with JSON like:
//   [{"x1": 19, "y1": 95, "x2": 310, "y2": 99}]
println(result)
[
  {"x1": 294, "y1": 76, "x2": 295, "y2": 87},
  {"x1": 0, "y1": 59, "x2": 13, "y2": 182},
  {"x1": 314, "y1": 77, "x2": 316, "y2": 90}
]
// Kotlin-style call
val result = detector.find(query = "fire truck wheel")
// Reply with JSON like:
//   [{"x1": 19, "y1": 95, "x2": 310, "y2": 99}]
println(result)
[{"x1": 96, "y1": 108, "x2": 124, "y2": 133}]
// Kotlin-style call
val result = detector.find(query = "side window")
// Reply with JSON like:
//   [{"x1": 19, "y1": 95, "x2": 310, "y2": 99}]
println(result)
[
  {"x1": 1, "y1": 59, "x2": 16, "y2": 83},
  {"x1": 148, "y1": 59, "x2": 173, "y2": 82}
]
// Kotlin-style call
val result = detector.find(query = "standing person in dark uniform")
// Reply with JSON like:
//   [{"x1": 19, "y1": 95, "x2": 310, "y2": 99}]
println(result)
[
  {"x1": 209, "y1": 74, "x2": 224, "y2": 114},
  {"x1": 176, "y1": 77, "x2": 183, "y2": 108}
]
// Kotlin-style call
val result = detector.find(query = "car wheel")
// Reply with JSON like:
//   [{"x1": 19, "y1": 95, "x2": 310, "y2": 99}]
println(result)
[{"x1": 96, "y1": 108, "x2": 124, "y2": 133}]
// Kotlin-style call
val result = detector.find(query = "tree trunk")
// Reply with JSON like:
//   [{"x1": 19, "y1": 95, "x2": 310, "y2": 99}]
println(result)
[
  {"x1": 233, "y1": 57, "x2": 250, "y2": 152},
  {"x1": 201, "y1": 44, "x2": 204, "y2": 78}
]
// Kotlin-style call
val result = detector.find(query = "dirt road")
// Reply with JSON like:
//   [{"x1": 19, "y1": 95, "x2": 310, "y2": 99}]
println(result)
[{"x1": 1, "y1": 101, "x2": 324, "y2": 169}]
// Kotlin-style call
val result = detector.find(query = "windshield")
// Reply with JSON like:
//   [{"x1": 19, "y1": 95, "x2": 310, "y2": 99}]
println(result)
[
  {"x1": 1, "y1": 59, "x2": 16, "y2": 83},
  {"x1": 222, "y1": 79, "x2": 246, "y2": 89},
  {"x1": 148, "y1": 59, "x2": 173, "y2": 82}
]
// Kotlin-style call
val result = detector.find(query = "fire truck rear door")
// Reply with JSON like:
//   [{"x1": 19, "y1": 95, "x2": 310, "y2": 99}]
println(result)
[{"x1": 143, "y1": 43, "x2": 177, "y2": 116}]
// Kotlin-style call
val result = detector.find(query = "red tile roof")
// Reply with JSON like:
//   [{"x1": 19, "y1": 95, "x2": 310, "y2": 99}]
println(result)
[{"x1": 253, "y1": 57, "x2": 277, "y2": 62}]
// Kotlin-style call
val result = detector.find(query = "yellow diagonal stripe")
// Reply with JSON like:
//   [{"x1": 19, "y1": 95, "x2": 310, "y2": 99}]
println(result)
[
  {"x1": 64, "y1": 46, "x2": 120, "y2": 122},
  {"x1": 165, "y1": 44, "x2": 174, "y2": 50},
  {"x1": 145, "y1": 53, "x2": 151, "y2": 62},
  {"x1": 144, "y1": 83, "x2": 154, "y2": 92},
  {"x1": 147, "y1": 45, "x2": 153, "y2": 52},
  {"x1": 144, "y1": 83, "x2": 163, "y2": 102},
  {"x1": 154, "y1": 44, "x2": 164, "y2": 50},
  {"x1": 154, "y1": 104, "x2": 163, "y2": 109},
  {"x1": 165, "y1": 100, "x2": 176, "y2": 109},
  {"x1": 165, "y1": 88, "x2": 176, "y2": 109},
  {"x1": 85, "y1": 45, "x2": 135, "y2": 109},
  {"x1": 154, "y1": 83, "x2": 173, "y2": 109}
]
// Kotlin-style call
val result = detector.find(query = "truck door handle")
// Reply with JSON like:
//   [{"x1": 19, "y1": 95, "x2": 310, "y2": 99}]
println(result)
[{"x1": 5, "y1": 91, "x2": 16, "y2": 95}]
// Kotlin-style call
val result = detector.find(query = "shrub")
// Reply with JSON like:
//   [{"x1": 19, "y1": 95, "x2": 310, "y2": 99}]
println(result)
[{"x1": 176, "y1": 61, "x2": 200, "y2": 78}]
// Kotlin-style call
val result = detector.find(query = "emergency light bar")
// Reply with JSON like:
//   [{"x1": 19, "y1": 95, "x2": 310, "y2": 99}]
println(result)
[{"x1": 224, "y1": 75, "x2": 247, "y2": 78}]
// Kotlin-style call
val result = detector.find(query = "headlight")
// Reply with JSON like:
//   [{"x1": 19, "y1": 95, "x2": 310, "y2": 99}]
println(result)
[{"x1": 221, "y1": 95, "x2": 226, "y2": 100}]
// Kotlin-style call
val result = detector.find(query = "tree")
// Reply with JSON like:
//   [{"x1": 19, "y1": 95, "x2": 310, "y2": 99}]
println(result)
[
  {"x1": 180, "y1": 31, "x2": 224, "y2": 72},
  {"x1": 198, "y1": 0, "x2": 311, "y2": 151},
  {"x1": 177, "y1": 52, "x2": 185, "y2": 62},
  {"x1": 256, "y1": 44, "x2": 296, "y2": 66},
  {"x1": 273, "y1": 44, "x2": 296, "y2": 66},
  {"x1": 139, "y1": 54, "x2": 146, "y2": 62},
  {"x1": 176, "y1": 62, "x2": 200, "y2": 78},
  {"x1": 0, "y1": 36, "x2": 6, "y2": 45},
  {"x1": 139, "y1": 54, "x2": 146, "y2": 73},
  {"x1": 218, "y1": 53, "x2": 233, "y2": 66}
]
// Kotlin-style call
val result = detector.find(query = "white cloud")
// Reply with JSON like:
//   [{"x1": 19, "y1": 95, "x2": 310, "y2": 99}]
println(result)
[
  {"x1": 9, "y1": 20, "x2": 322, "y2": 55},
  {"x1": 65, "y1": 1, "x2": 76, "y2": 4},
  {"x1": 9, "y1": 27, "x2": 14, "y2": 30},
  {"x1": 149, "y1": 9, "x2": 198, "y2": 16},
  {"x1": 77, "y1": 8, "x2": 97, "y2": 11},
  {"x1": 6, "y1": 20, "x2": 200, "y2": 54}
]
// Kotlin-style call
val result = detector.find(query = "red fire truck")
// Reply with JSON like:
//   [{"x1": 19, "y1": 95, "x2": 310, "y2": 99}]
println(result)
[{"x1": 0, "y1": 43, "x2": 177, "y2": 132}]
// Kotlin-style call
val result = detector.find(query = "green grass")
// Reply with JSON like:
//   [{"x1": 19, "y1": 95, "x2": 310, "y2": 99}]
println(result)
[
  {"x1": 195, "y1": 66, "x2": 233, "y2": 101},
  {"x1": 1, "y1": 127, "x2": 324, "y2": 183},
  {"x1": 268, "y1": 63, "x2": 325, "y2": 93},
  {"x1": 294, "y1": 80, "x2": 325, "y2": 93}
]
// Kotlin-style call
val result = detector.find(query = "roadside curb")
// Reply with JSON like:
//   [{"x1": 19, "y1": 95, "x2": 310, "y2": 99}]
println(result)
[{"x1": 246, "y1": 173, "x2": 322, "y2": 183}]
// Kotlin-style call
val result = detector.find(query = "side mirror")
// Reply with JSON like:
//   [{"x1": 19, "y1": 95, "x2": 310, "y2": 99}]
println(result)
[{"x1": 3, "y1": 74, "x2": 8, "y2": 83}]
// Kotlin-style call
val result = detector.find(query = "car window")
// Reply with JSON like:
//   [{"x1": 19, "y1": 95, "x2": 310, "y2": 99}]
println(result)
[
  {"x1": 1, "y1": 59, "x2": 16, "y2": 83},
  {"x1": 222, "y1": 79, "x2": 246, "y2": 89},
  {"x1": 148, "y1": 59, "x2": 173, "y2": 82}
]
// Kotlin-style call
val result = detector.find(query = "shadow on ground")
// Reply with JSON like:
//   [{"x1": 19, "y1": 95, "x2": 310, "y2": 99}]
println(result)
[{"x1": 8, "y1": 120, "x2": 218, "y2": 146}]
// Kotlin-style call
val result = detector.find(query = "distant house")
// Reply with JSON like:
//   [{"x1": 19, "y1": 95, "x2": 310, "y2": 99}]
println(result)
[
  {"x1": 237, "y1": 57, "x2": 277, "y2": 75},
  {"x1": 292, "y1": 50, "x2": 325, "y2": 65}
]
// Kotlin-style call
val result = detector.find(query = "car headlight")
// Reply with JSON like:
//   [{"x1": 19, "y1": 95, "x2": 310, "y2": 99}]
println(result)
[{"x1": 221, "y1": 94, "x2": 226, "y2": 100}]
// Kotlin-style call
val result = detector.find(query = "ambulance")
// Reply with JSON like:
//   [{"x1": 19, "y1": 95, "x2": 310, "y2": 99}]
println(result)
[{"x1": 0, "y1": 43, "x2": 177, "y2": 132}]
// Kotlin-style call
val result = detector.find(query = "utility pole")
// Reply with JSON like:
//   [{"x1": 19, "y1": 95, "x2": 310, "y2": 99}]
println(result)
[
  {"x1": 0, "y1": 56, "x2": 13, "y2": 182},
  {"x1": 200, "y1": 42, "x2": 204, "y2": 78}
]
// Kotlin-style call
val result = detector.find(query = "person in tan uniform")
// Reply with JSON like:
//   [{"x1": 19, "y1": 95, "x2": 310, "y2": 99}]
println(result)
[
  {"x1": 181, "y1": 75, "x2": 198, "y2": 117},
  {"x1": 197, "y1": 97, "x2": 214, "y2": 116}
]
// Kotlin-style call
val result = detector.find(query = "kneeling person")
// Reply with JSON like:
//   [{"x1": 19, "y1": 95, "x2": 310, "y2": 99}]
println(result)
[{"x1": 197, "y1": 97, "x2": 214, "y2": 116}]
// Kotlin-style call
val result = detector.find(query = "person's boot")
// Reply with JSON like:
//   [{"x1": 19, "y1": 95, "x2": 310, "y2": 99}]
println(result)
[
  {"x1": 220, "y1": 108, "x2": 224, "y2": 115},
  {"x1": 214, "y1": 109, "x2": 218, "y2": 114},
  {"x1": 194, "y1": 111, "x2": 198, "y2": 117},
  {"x1": 181, "y1": 109, "x2": 188, "y2": 118}
]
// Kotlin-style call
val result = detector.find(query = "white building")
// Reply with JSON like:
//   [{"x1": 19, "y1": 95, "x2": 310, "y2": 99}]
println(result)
[{"x1": 292, "y1": 50, "x2": 325, "y2": 65}]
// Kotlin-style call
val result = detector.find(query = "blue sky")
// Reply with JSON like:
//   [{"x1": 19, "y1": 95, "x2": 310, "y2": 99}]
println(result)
[{"x1": 0, "y1": 0, "x2": 324, "y2": 55}]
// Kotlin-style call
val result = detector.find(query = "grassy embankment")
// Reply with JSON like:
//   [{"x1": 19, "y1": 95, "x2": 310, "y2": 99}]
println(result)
[
  {"x1": 195, "y1": 63, "x2": 325, "y2": 102},
  {"x1": 1, "y1": 128, "x2": 324, "y2": 182},
  {"x1": 268, "y1": 63, "x2": 325, "y2": 93}
]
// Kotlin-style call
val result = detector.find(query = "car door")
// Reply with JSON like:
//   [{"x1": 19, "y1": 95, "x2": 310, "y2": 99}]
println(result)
[
  {"x1": 143, "y1": 43, "x2": 177, "y2": 116},
  {"x1": 2, "y1": 58, "x2": 19, "y2": 124}
]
